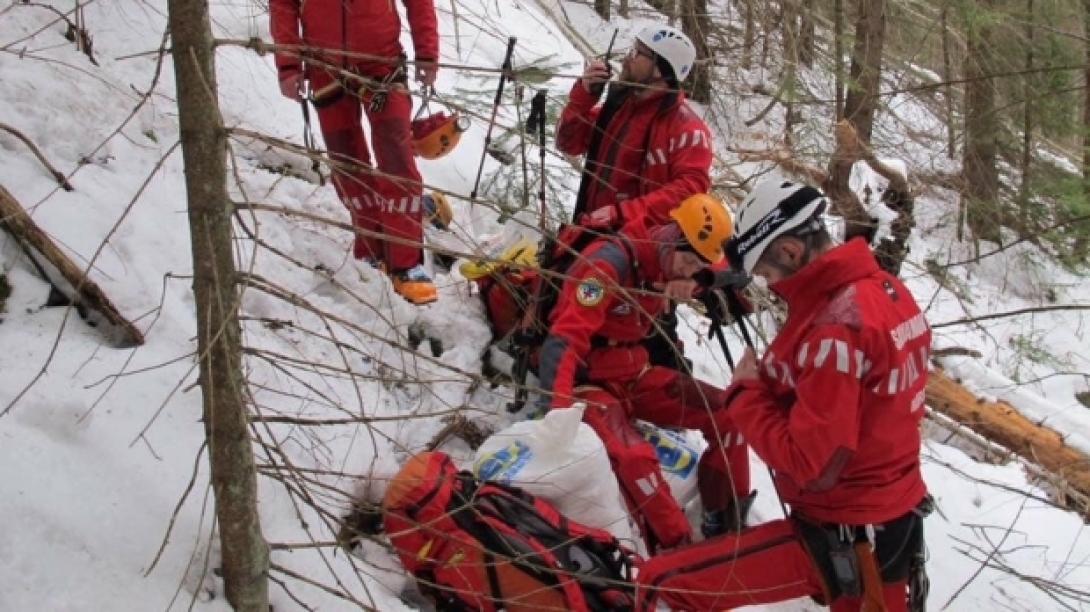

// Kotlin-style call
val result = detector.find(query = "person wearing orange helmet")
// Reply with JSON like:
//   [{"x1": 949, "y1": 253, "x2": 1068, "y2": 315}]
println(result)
[
  {"x1": 537, "y1": 194, "x2": 752, "y2": 554},
  {"x1": 271, "y1": 0, "x2": 440, "y2": 304},
  {"x1": 557, "y1": 24, "x2": 716, "y2": 372},
  {"x1": 633, "y1": 180, "x2": 932, "y2": 612}
]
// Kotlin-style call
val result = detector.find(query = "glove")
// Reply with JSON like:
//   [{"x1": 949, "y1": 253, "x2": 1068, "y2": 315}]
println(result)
[
  {"x1": 580, "y1": 205, "x2": 621, "y2": 230},
  {"x1": 692, "y1": 268, "x2": 752, "y2": 327},
  {"x1": 691, "y1": 268, "x2": 751, "y2": 291},
  {"x1": 279, "y1": 72, "x2": 303, "y2": 100},
  {"x1": 415, "y1": 59, "x2": 438, "y2": 86}
]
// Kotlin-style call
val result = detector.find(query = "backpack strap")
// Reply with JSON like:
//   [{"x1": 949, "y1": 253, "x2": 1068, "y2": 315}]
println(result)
[
  {"x1": 584, "y1": 234, "x2": 641, "y2": 318},
  {"x1": 573, "y1": 87, "x2": 630, "y2": 221},
  {"x1": 403, "y1": 454, "x2": 457, "y2": 520}
]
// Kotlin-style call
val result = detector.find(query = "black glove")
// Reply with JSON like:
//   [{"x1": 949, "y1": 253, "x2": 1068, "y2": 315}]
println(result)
[
  {"x1": 693, "y1": 270, "x2": 752, "y2": 327},
  {"x1": 691, "y1": 268, "x2": 751, "y2": 291}
]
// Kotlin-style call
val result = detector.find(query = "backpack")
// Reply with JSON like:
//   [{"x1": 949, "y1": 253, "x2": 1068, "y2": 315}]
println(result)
[
  {"x1": 383, "y1": 451, "x2": 639, "y2": 612},
  {"x1": 464, "y1": 225, "x2": 635, "y2": 349}
]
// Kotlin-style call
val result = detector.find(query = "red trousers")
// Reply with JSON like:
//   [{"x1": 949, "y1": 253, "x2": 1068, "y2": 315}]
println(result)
[
  {"x1": 633, "y1": 519, "x2": 909, "y2": 612},
  {"x1": 574, "y1": 366, "x2": 750, "y2": 552},
  {"x1": 310, "y1": 70, "x2": 424, "y2": 271}
]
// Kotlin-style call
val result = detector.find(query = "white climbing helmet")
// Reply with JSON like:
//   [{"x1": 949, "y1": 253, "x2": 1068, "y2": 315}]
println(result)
[
  {"x1": 634, "y1": 25, "x2": 696, "y2": 82},
  {"x1": 726, "y1": 179, "x2": 828, "y2": 274}
]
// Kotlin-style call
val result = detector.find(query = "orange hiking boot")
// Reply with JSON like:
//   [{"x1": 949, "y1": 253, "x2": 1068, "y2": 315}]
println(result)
[{"x1": 391, "y1": 264, "x2": 438, "y2": 305}]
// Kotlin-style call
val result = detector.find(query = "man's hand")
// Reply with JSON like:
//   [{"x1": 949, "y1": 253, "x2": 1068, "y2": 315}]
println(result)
[
  {"x1": 415, "y1": 61, "x2": 438, "y2": 86},
  {"x1": 279, "y1": 72, "x2": 304, "y2": 101},
  {"x1": 654, "y1": 278, "x2": 701, "y2": 305},
  {"x1": 581, "y1": 59, "x2": 610, "y2": 95},
  {"x1": 582, "y1": 205, "x2": 620, "y2": 229},
  {"x1": 732, "y1": 346, "x2": 760, "y2": 382}
]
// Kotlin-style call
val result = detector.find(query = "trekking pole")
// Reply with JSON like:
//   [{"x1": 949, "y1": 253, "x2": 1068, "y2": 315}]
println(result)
[
  {"x1": 470, "y1": 37, "x2": 518, "y2": 204},
  {"x1": 725, "y1": 289, "x2": 756, "y2": 350},
  {"x1": 527, "y1": 89, "x2": 548, "y2": 230},
  {"x1": 709, "y1": 320, "x2": 736, "y2": 370},
  {"x1": 505, "y1": 281, "x2": 547, "y2": 413},
  {"x1": 504, "y1": 90, "x2": 551, "y2": 415},
  {"x1": 718, "y1": 286, "x2": 793, "y2": 522},
  {"x1": 300, "y1": 95, "x2": 325, "y2": 186}
]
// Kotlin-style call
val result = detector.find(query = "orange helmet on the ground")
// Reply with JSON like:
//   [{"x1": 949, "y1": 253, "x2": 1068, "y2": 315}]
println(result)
[{"x1": 412, "y1": 111, "x2": 470, "y2": 160}]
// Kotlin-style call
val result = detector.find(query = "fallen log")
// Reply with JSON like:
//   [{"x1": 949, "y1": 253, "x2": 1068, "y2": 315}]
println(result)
[
  {"x1": 0, "y1": 123, "x2": 73, "y2": 191},
  {"x1": 926, "y1": 367, "x2": 1090, "y2": 516},
  {"x1": 0, "y1": 185, "x2": 144, "y2": 347}
]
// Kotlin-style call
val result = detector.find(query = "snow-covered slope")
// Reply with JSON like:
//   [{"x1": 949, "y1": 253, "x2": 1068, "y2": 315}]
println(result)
[{"x1": 1, "y1": 1, "x2": 1089, "y2": 610}]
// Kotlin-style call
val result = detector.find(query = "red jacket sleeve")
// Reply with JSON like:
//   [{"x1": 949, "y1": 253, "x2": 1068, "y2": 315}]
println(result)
[
  {"x1": 537, "y1": 257, "x2": 621, "y2": 408},
  {"x1": 729, "y1": 325, "x2": 867, "y2": 490},
  {"x1": 403, "y1": 0, "x2": 440, "y2": 62},
  {"x1": 618, "y1": 116, "x2": 712, "y2": 226},
  {"x1": 556, "y1": 80, "x2": 603, "y2": 157},
  {"x1": 269, "y1": 0, "x2": 302, "y2": 74}
]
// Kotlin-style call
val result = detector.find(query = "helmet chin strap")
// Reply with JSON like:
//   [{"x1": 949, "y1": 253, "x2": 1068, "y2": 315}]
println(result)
[{"x1": 656, "y1": 240, "x2": 676, "y2": 272}]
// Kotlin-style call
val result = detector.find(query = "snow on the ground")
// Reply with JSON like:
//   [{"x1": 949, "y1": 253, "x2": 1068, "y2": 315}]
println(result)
[{"x1": 1, "y1": 0, "x2": 1089, "y2": 611}]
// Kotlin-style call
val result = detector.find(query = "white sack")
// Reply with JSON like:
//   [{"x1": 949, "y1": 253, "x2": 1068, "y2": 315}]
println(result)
[{"x1": 472, "y1": 405, "x2": 637, "y2": 546}]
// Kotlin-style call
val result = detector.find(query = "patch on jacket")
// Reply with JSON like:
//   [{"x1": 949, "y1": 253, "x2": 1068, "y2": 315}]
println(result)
[
  {"x1": 576, "y1": 278, "x2": 605, "y2": 306},
  {"x1": 813, "y1": 285, "x2": 862, "y2": 330}
]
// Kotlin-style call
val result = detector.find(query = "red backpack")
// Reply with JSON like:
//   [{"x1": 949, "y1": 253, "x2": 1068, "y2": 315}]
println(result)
[{"x1": 383, "y1": 451, "x2": 639, "y2": 612}]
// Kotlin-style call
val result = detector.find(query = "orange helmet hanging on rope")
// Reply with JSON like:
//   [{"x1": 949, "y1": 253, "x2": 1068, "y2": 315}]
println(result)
[{"x1": 411, "y1": 111, "x2": 470, "y2": 160}]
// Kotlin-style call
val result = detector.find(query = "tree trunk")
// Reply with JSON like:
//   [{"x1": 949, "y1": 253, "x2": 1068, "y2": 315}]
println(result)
[
  {"x1": 799, "y1": 0, "x2": 816, "y2": 68},
  {"x1": 942, "y1": 1, "x2": 957, "y2": 162},
  {"x1": 645, "y1": 0, "x2": 675, "y2": 19},
  {"x1": 961, "y1": 0, "x2": 1002, "y2": 245},
  {"x1": 742, "y1": 0, "x2": 756, "y2": 70},
  {"x1": 782, "y1": 0, "x2": 800, "y2": 146},
  {"x1": 760, "y1": 3, "x2": 781, "y2": 69},
  {"x1": 1082, "y1": 0, "x2": 1090, "y2": 255},
  {"x1": 841, "y1": 0, "x2": 886, "y2": 143},
  {"x1": 167, "y1": 0, "x2": 270, "y2": 609},
  {"x1": 594, "y1": 0, "x2": 610, "y2": 21},
  {"x1": 682, "y1": 0, "x2": 712, "y2": 103},
  {"x1": 618, "y1": 0, "x2": 628, "y2": 18},
  {"x1": 834, "y1": 0, "x2": 844, "y2": 119},
  {"x1": 827, "y1": 0, "x2": 887, "y2": 238},
  {"x1": 1018, "y1": 0, "x2": 1034, "y2": 237}
]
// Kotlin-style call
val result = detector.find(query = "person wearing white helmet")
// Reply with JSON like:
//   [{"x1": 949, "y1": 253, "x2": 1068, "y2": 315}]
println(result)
[
  {"x1": 634, "y1": 179, "x2": 934, "y2": 612},
  {"x1": 556, "y1": 23, "x2": 713, "y2": 373}
]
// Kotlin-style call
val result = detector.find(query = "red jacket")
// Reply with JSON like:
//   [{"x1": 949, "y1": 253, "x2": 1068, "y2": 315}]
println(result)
[
  {"x1": 270, "y1": 0, "x2": 439, "y2": 79},
  {"x1": 556, "y1": 83, "x2": 712, "y2": 227},
  {"x1": 538, "y1": 224, "x2": 666, "y2": 407},
  {"x1": 728, "y1": 239, "x2": 930, "y2": 525}
]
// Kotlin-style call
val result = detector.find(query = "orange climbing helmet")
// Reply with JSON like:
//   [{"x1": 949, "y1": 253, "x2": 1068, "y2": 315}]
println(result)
[
  {"x1": 411, "y1": 111, "x2": 470, "y2": 160},
  {"x1": 668, "y1": 193, "x2": 734, "y2": 264}
]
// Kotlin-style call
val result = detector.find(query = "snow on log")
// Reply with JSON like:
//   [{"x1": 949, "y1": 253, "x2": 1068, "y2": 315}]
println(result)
[
  {"x1": 927, "y1": 367, "x2": 1090, "y2": 515},
  {"x1": 0, "y1": 184, "x2": 144, "y2": 347}
]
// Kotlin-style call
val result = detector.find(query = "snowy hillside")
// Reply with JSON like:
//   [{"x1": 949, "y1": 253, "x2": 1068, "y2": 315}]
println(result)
[{"x1": 1, "y1": 1, "x2": 1089, "y2": 611}]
